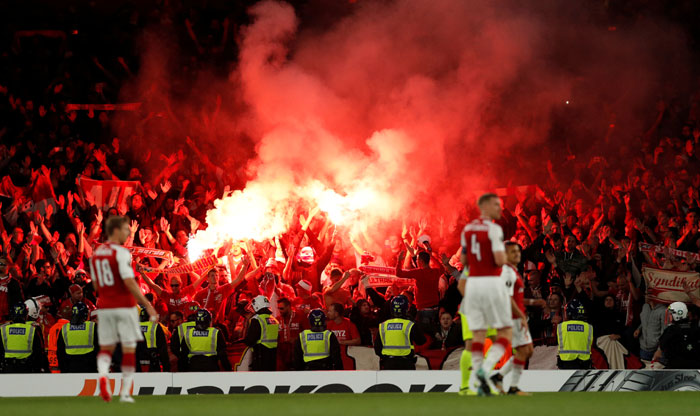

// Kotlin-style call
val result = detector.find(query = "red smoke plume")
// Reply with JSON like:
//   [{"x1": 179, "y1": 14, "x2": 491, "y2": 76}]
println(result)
[{"x1": 115, "y1": 0, "x2": 692, "y2": 255}]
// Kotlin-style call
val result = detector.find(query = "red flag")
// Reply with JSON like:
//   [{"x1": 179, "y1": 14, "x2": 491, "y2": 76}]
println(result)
[{"x1": 78, "y1": 177, "x2": 140, "y2": 210}]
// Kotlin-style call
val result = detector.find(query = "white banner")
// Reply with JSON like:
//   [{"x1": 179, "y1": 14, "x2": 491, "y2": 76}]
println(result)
[
  {"x1": 1, "y1": 370, "x2": 699, "y2": 396},
  {"x1": 642, "y1": 266, "x2": 700, "y2": 304}
]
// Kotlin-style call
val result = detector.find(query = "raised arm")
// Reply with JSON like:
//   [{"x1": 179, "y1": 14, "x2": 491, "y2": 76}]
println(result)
[
  {"x1": 189, "y1": 271, "x2": 208, "y2": 291},
  {"x1": 282, "y1": 243, "x2": 296, "y2": 283},
  {"x1": 325, "y1": 271, "x2": 351, "y2": 295},
  {"x1": 244, "y1": 240, "x2": 258, "y2": 270},
  {"x1": 589, "y1": 209, "x2": 606, "y2": 236},
  {"x1": 514, "y1": 203, "x2": 538, "y2": 241},
  {"x1": 229, "y1": 256, "x2": 251, "y2": 289},
  {"x1": 185, "y1": 18, "x2": 204, "y2": 54},
  {"x1": 126, "y1": 220, "x2": 138, "y2": 247},
  {"x1": 395, "y1": 250, "x2": 407, "y2": 277},
  {"x1": 93, "y1": 149, "x2": 119, "y2": 180},
  {"x1": 160, "y1": 217, "x2": 176, "y2": 245},
  {"x1": 139, "y1": 270, "x2": 164, "y2": 297},
  {"x1": 74, "y1": 220, "x2": 86, "y2": 254},
  {"x1": 677, "y1": 223, "x2": 696, "y2": 248},
  {"x1": 439, "y1": 253, "x2": 458, "y2": 276},
  {"x1": 89, "y1": 210, "x2": 103, "y2": 242}
]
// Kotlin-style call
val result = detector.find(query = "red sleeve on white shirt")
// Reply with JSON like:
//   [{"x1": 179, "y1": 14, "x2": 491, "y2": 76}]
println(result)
[
  {"x1": 488, "y1": 222, "x2": 505, "y2": 254},
  {"x1": 114, "y1": 246, "x2": 135, "y2": 279}
]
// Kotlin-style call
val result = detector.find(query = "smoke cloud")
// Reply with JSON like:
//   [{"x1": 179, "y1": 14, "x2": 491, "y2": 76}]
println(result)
[{"x1": 116, "y1": 0, "x2": 692, "y2": 253}]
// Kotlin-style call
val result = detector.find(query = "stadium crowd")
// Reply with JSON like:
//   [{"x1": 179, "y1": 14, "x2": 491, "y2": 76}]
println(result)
[{"x1": 2, "y1": 0, "x2": 700, "y2": 373}]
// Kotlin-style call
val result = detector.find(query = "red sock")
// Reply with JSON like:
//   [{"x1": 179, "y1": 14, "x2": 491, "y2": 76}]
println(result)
[{"x1": 122, "y1": 352, "x2": 135, "y2": 371}]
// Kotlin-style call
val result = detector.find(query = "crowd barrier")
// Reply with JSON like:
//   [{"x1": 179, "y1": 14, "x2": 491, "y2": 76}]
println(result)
[
  {"x1": 1, "y1": 370, "x2": 698, "y2": 396},
  {"x1": 235, "y1": 345, "x2": 637, "y2": 371},
  {"x1": 234, "y1": 345, "x2": 467, "y2": 371}
]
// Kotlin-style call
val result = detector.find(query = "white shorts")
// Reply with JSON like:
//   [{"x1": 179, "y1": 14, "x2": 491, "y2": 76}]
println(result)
[
  {"x1": 96, "y1": 307, "x2": 143, "y2": 347},
  {"x1": 460, "y1": 277, "x2": 511, "y2": 331},
  {"x1": 511, "y1": 318, "x2": 533, "y2": 348}
]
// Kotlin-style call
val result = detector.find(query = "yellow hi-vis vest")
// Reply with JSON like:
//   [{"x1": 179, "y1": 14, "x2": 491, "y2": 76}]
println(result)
[
  {"x1": 184, "y1": 327, "x2": 218, "y2": 358},
  {"x1": 379, "y1": 318, "x2": 414, "y2": 357},
  {"x1": 140, "y1": 321, "x2": 158, "y2": 349},
  {"x1": 255, "y1": 314, "x2": 279, "y2": 349},
  {"x1": 1, "y1": 323, "x2": 36, "y2": 359},
  {"x1": 61, "y1": 322, "x2": 95, "y2": 355},
  {"x1": 178, "y1": 321, "x2": 196, "y2": 342},
  {"x1": 299, "y1": 330, "x2": 331, "y2": 362},
  {"x1": 557, "y1": 320, "x2": 593, "y2": 361}
]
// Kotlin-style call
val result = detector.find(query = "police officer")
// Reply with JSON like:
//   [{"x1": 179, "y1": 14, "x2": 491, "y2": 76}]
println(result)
[
  {"x1": 170, "y1": 303, "x2": 199, "y2": 371},
  {"x1": 243, "y1": 295, "x2": 279, "y2": 371},
  {"x1": 137, "y1": 307, "x2": 170, "y2": 372},
  {"x1": 181, "y1": 309, "x2": 231, "y2": 371},
  {"x1": 557, "y1": 299, "x2": 593, "y2": 369},
  {"x1": 374, "y1": 295, "x2": 426, "y2": 370},
  {"x1": 56, "y1": 302, "x2": 98, "y2": 373},
  {"x1": 294, "y1": 309, "x2": 342, "y2": 370},
  {"x1": 0, "y1": 303, "x2": 48, "y2": 373},
  {"x1": 659, "y1": 302, "x2": 700, "y2": 369}
]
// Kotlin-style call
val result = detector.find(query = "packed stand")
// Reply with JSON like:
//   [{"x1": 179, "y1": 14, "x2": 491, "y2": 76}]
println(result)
[{"x1": 2, "y1": 1, "x2": 700, "y2": 373}]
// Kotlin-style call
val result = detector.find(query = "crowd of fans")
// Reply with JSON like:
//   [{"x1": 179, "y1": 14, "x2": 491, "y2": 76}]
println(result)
[{"x1": 2, "y1": 0, "x2": 700, "y2": 372}]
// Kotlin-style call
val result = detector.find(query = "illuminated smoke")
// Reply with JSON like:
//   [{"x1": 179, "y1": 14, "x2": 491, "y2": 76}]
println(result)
[
  {"x1": 114, "y1": 1, "x2": 690, "y2": 256},
  {"x1": 189, "y1": 0, "x2": 690, "y2": 255}
]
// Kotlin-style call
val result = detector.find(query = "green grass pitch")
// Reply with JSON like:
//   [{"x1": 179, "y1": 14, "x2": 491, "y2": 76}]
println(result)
[{"x1": 1, "y1": 392, "x2": 697, "y2": 416}]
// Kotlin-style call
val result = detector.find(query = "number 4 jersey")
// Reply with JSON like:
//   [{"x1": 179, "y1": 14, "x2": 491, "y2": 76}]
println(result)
[
  {"x1": 90, "y1": 242, "x2": 137, "y2": 309},
  {"x1": 460, "y1": 218, "x2": 505, "y2": 277}
]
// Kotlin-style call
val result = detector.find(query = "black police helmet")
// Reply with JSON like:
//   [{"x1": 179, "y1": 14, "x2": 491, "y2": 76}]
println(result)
[
  {"x1": 195, "y1": 308, "x2": 212, "y2": 330},
  {"x1": 391, "y1": 295, "x2": 409, "y2": 318},
  {"x1": 71, "y1": 302, "x2": 90, "y2": 325},
  {"x1": 139, "y1": 305, "x2": 150, "y2": 323},
  {"x1": 308, "y1": 309, "x2": 326, "y2": 332},
  {"x1": 185, "y1": 303, "x2": 200, "y2": 322},
  {"x1": 566, "y1": 299, "x2": 586, "y2": 320},
  {"x1": 10, "y1": 302, "x2": 28, "y2": 323}
]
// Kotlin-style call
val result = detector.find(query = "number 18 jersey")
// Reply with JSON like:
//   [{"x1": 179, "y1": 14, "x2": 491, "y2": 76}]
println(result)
[
  {"x1": 460, "y1": 218, "x2": 505, "y2": 277},
  {"x1": 90, "y1": 242, "x2": 137, "y2": 309}
]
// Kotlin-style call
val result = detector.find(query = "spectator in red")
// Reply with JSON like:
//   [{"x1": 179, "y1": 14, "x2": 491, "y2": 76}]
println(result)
[
  {"x1": 323, "y1": 268, "x2": 352, "y2": 307},
  {"x1": 292, "y1": 279, "x2": 323, "y2": 315},
  {"x1": 262, "y1": 258, "x2": 295, "y2": 300},
  {"x1": 276, "y1": 297, "x2": 308, "y2": 370},
  {"x1": 7, "y1": 227, "x2": 26, "y2": 260},
  {"x1": 194, "y1": 268, "x2": 234, "y2": 323},
  {"x1": 57, "y1": 284, "x2": 96, "y2": 320},
  {"x1": 193, "y1": 260, "x2": 249, "y2": 325},
  {"x1": 141, "y1": 272, "x2": 207, "y2": 316},
  {"x1": 395, "y1": 250, "x2": 443, "y2": 332},
  {"x1": 326, "y1": 303, "x2": 361, "y2": 346},
  {"x1": 70, "y1": 269, "x2": 96, "y2": 304}
]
